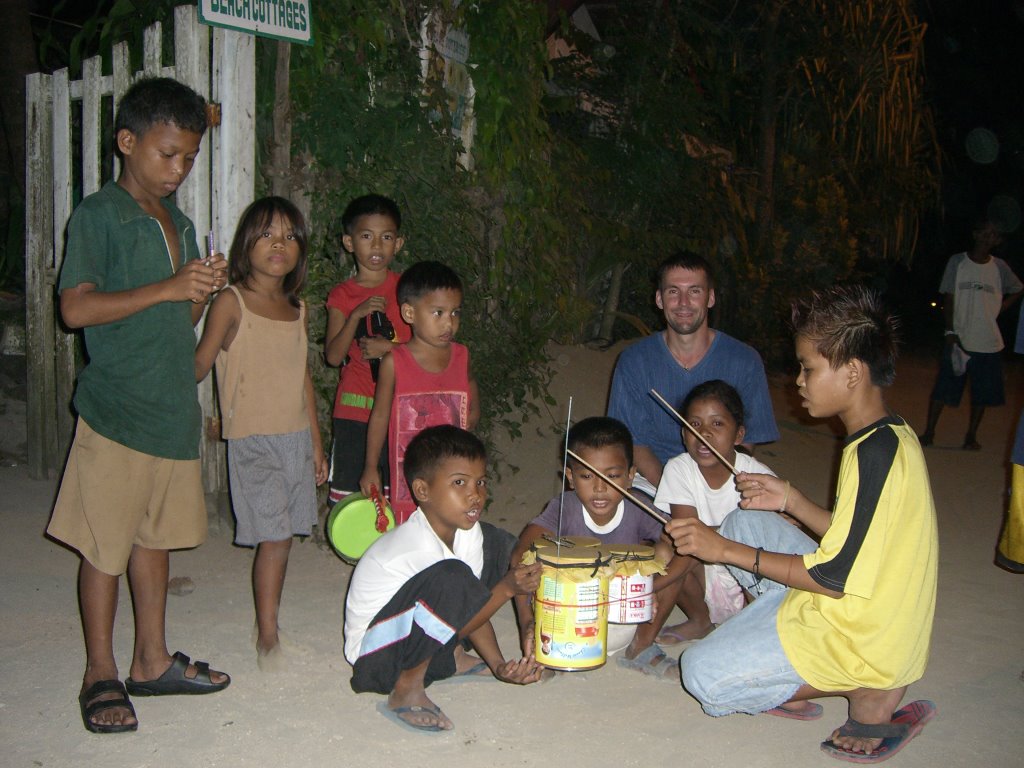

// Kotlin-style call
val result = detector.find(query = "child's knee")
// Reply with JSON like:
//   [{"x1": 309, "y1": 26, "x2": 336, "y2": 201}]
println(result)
[
  {"x1": 654, "y1": 540, "x2": 673, "y2": 564},
  {"x1": 430, "y1": 558, "x2": 476, "y2": 584},
  {"x1": 680, "y1": 643, "x2": 713, "y2": 700},
  {"x1": 719, "y1": 508, "x2": 765, "y2": 545}
]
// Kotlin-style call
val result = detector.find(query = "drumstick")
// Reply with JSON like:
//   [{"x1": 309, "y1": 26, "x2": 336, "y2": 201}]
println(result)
[
  {"x1": 649, "y1": 389, "x2": 738, "y2": 476},
  {"x1": 566, "y1": 449, "x2": 669, "y2": 525}
]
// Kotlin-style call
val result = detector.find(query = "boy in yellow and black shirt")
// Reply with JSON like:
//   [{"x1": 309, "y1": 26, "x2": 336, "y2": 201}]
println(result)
[{"x1": 667, "y1": 286, "x2": 938, "y2": 765}]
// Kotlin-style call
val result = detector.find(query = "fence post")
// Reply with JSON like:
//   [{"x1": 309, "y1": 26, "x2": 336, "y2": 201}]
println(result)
[
  {"x1": 111, "y1": 41, "x2": 131, "y2": 182},
  {"x1": 25, "y1": 73, "x2": 54, "y2": 479},
  {"x1": 50, "y1": 68, "x2": 78, "y2": 466},
  {"x1": 143, "y1": 21, "x2": 163, "y2": 77},
  {"x1": 205, "y1": 26, "x2": 255, "y2": 506},
  {"x1": 172, "y1": 5, "x2": 228, "y2": 503},
  {"x1": 212, "y1": 27, "x2": 256, "y2": 246}
]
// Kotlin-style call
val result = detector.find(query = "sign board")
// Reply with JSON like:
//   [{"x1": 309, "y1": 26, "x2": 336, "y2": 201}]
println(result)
[
  {"x1": 198, "y1": 0, "x2": 313, "y2": 46},
  {"x1": 420, "y1": 14, "x2": 474, "y2": 164}
]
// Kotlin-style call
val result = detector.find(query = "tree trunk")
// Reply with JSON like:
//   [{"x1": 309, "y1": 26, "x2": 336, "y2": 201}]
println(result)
[
  {"x1": 0, "y1": 0, "x2": 36, "y2": 198},
  {"x1": 270, "y1": 41, "x2": 292, "y2": 199},
  {"x1": 754, "y1": 1, "x2": 782, "y2": 253},
  {"x1": 597, "y1": 261, "x2": 625, "y2": 344},
  {"x1": 0, "y1": 0, "x2": 38, "y2": 287}
]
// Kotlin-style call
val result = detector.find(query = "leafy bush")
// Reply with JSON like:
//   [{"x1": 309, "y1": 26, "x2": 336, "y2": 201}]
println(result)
[{"x1": 291, "y1": 1, "x2": 576, "y2": 448}]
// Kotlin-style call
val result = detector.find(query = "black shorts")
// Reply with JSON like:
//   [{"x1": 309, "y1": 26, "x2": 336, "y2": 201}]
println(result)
[
  {"x1": 349, "y1": 522, "x2": 517, "y2": 694},
  {"x1": 329, "y1": 418, "x2": 389, "y2": 501},
  {"x1": 930, "y1": 348, "x2": 1005, "y2": 407},
  {"x1": 350, "y1": 560, "x2": 490, "y2": 694}
]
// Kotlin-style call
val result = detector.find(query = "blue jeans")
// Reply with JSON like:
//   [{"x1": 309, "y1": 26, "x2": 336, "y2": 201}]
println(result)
[{"x1": 680, "y1": 509, "x2": 818, "y2": 716}]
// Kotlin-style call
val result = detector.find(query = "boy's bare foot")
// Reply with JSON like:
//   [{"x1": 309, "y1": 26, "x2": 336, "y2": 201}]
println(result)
[
  {"x1": 251, "y1": 623, "x2": 312, "y2": 656},
  {"x1": 452, "y1": 646, "x2": 490, "y2": 676},
  {"x1": 655, "y1": 619, "x2": 714, "y2": 646},
  {"x1": 257, "y1": 643, "x2": 287, "y2": 673},
  {"x1": 827, "y1": 687, "x2": 906, "y2": 755},
  {"x1": 386, "y1": 690, "x2": 453, "y2": 730}
]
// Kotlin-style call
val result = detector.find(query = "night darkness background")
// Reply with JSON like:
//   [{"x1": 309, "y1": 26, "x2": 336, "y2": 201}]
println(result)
[{"x1": 896, "y1": 1, "x2": 1024, "y2": 348}]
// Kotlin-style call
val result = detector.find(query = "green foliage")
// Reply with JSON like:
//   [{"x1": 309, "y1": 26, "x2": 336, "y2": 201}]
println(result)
[
  {"x1": 37, "y1": 0, "x2": 179, "y2": 76},
  {"x1": 543, "y1": 3, "x2": 754, "y2": 341},
  {"x1": 543, "y1": 1, "x2": 937, "y2": 363},
  {"x1": 292, "y1": 1, "x2": 577, "y2": 447}
]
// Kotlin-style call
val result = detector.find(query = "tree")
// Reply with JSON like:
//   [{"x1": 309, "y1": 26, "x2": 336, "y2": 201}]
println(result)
[
  {"x1": 0, "y1": 0, "x2": 39, "y2": 288},
  {"x1": 545, "y1": 1, "x2": 938, "y2": 362},
  {"x1": 292, "y1": 1, "x2": 571, "y2": 441}
]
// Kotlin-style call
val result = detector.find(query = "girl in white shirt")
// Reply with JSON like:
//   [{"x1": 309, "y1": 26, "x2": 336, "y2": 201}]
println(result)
[{"x1": 654, "y1": 380, "x2": 777, "y2": 644}]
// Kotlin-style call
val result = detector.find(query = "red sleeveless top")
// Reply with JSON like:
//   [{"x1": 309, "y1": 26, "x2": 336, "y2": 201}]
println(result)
[{"x1": 388, "y1": 342, "x2": 470, "y2": 523}]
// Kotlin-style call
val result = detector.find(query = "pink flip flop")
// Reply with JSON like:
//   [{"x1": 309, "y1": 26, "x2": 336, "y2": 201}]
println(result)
[{"x1": 820, "y1": 700, "x2": 937, "y2": 763}]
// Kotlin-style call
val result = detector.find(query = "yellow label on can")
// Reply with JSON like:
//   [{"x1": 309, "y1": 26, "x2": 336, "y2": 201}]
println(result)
[{"x1": 534, "y1": 551, "x2": 608, "y2": 671}]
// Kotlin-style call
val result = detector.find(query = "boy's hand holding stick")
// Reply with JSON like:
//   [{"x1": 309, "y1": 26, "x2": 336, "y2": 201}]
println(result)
[
  {"x1": 565, "y1": 449, "x2": 669, "y2": 525},
  {"x1": 649, "y1": 389, "x2": 738, "y2": 475},
  {"x1": 665, "y1": 517, "x2": 725, "y2": 561}
]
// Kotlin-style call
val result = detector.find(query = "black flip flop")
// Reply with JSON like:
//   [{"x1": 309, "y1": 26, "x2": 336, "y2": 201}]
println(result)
[
  {"x1": 79, "y1": 679, "x2": 138, "y2": 734},
  {"x1": 124, "y1": 651, "x2": 230, "y2": 696}
]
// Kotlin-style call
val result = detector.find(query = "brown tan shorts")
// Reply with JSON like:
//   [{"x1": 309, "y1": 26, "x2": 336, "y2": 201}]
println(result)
[{"x1": 47, "y1": 419, "x2": 207, "y2": 576}]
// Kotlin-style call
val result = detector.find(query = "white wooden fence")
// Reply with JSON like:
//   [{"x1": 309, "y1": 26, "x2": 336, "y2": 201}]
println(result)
[{"x1": 25, "y1": 4, "x2": 255, "y2": 496}]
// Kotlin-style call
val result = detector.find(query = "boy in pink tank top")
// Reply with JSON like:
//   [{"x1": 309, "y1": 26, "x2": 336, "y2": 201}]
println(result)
[{"x1": 360, "y1": 261, "x2": 480, "y2": 523}]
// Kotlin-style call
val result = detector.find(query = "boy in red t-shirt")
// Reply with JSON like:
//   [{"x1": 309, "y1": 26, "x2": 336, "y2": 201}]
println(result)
[
  {"x1": 325, "y1": 195, "x2": 411, "y2": 504},
  {"x1": 359, "y1": 261, "x2": 480, "y2": 523}
]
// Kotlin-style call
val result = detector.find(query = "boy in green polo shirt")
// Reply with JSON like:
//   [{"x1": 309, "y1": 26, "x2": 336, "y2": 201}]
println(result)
[{"x1": 47, "y1": 77, "x2": 230, "y2": 734}]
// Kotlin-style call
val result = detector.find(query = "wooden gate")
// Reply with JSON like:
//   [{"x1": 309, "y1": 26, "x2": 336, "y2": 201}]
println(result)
[{"x1": 24, "y1": 4, "x2": 254, "y2": 496}]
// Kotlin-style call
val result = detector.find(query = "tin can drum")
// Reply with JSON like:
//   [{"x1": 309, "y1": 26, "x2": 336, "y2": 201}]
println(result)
[
  {"x1": 531, "y1": 535, "x2": 600, "y2": 554},
  {"x1": 607, "y1": 544, "x2": 656, "y2": 624},
  {"x1": 606, "y1": 622, "x2": 637, "y2": 655},
  {"x1": 534, "y1": 549, "x2": 609, "y2": 671}
]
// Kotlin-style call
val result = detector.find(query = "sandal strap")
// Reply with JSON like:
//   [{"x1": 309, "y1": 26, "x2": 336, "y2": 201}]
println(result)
[
  {"x1": 192, "y1": 660, "x2": 212, "y2": 683},
  {"x1": 83, "y1": 679, "x2": 129, "y2": 700},
  {"x1": 172, "y1": 650, "x2": 213, "y2": 683},
  {"x1": 837, "y1": 718, "x2": 909, "y2": 740},
  {"x1": 85, "y1": 695, "x2": 137, "y2": 719},
  {"x1": 82, "y1": 680, "x2": 136, "y2": 719}
]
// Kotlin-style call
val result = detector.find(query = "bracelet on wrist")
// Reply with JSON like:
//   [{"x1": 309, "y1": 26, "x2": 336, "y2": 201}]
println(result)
[{"x1": 779, "y1": 480, "x2": 791, "y2": 514}]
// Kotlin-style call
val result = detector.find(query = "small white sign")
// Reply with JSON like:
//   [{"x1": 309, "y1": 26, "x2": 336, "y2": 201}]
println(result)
[{"x1": 198, "y1": 0, "x2": 313, "y2": 46}]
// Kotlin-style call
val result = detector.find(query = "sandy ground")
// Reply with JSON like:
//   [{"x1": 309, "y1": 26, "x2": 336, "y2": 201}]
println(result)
[{"x1": 1, "y1": 342, "x2": 1022, "y2": 768}]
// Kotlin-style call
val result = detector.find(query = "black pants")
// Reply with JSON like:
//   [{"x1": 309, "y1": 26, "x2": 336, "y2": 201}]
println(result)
[{"x1": 350, "y1": 522, "x2": 517, "y2": 694}]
